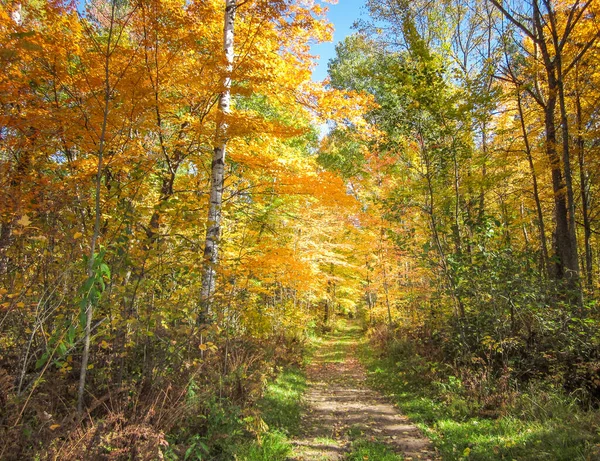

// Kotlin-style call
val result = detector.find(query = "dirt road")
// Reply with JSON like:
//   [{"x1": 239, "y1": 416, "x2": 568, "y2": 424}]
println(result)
[{"x1": 290, "y1": 321, "x2": 438, "y2": 460}]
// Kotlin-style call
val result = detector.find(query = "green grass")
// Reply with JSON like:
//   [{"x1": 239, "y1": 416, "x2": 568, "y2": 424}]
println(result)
[
  {"x1": 234, "y1": 367, "x2": 307, "y2": 460},
  {"x1": 310, "y1": 319, "x2": 360, "y2": 364},
  {"x1": 234, "y1": 431, "x2": 292, "y2": 461},
  {"x1": 259, "y1": 367, "x2": 307, "y2": 436},
  {"x1": 345, "y1": 439, "x2": 404, "y2": 461},
  {"x1": 358, "y1": 339, "x2": 600, "y2": 460}
]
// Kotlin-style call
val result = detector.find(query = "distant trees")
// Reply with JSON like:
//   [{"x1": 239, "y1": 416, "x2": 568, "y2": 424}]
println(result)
[{"x1": 322, "y1": 0, "x2": 600, "y2": 405}]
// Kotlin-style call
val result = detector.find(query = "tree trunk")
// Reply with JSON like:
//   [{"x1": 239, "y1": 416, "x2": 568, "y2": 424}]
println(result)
[
  {"x1": 382, "y1": 263, "x2": 392, "y2": 326},
  {"x1": 555, "y1": 54, "x2": 580, "y2": 289},
  {"x1": 78, "y1": 0, "x2": 116, "y2": 413},
  {"x1": 12, "y1": 2, "x2": 22, "y2": 25},
  {"x1": 422, "y1": 143, "x2": 465, "y2": 319},
  {"x1": 516, "y1": 90, "x2": 550, "y2": 274},
  {"x1": 490, "y1": 0, "x2": 584, "y2": 297},
  {"x1": 543, "y1": 87, "x2": 574, "y2": 281},
  {"x1": 528, "y1": 3, "x2": 573, "y2": 282},
  {"x1": 452, "y1": 148, "x2": 462, "y2": 255},
  {"x1": 575, "y1": 78, "x2": 593, "y2": 292},
  {"x1": 200, "y1": 0, "x2": 236, "y2": 322}
]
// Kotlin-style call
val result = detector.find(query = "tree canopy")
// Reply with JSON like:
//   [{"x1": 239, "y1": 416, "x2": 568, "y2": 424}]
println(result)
[{"x1": 2, "y1": 0, "x2": 600, "y2": 459}]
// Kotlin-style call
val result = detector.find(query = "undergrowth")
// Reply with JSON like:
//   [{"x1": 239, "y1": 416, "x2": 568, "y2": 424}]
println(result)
[
  {"x1": 0, "y1": 330, "x2": 309, "y2": 461},
  {"x1": 233, "y1": 367, "x2": 307, "y2": 460},
  {"x1": 359, "y1": 330, "x2": 600, "y2": 460}
]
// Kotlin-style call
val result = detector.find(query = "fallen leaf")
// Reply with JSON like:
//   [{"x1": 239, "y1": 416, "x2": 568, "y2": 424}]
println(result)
[{"x1": 16, "y1": 215, "x2": 31, "y2": 227}]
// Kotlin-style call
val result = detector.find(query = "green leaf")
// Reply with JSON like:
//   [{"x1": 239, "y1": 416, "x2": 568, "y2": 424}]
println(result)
[
  {"x1": 10, "y1": 31, "x2": 36, "y2": 39},
  {"x1": 20, "y1": 41, "x2": 43, "y2": 52},
  {"x1": 79, "y1": 299, "x2": 88, "y2": 330},
  {"x1": 82, "y1": 276, "x2": 95, "y2": 294},
  {"x1": 100, "y1": 263, "x2": 111, "y2": 278},
  {"x1": 67, "y1": 325, "x2": 76, "y2": 344},
  {"x1": 35, "y1": 352, "x2": 50, "y2": 370}
]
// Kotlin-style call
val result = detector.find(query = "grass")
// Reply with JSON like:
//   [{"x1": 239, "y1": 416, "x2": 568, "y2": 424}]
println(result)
[
  {"x1": 345, "y1": 439, "x2": 404, "y2": 461},
  {"x1": 234, "y1": 366, "x2": 308, "y2": 460},
  {"x1": 259, "y1": 367, "x2": 307, "y2": 436},
  {"x1": 308, "y1": 319, "x2": 359, "y2": 364},
  {"x1": 234, "y1": 431, "x2": 292, "y2": 461},
  {"x1": 358, "y1": 338, "x2": 600, "y2": 461}
]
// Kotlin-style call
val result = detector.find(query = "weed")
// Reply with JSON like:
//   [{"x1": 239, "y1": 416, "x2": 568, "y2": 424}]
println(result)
[{"x1": 228, "y1": 366, "x2": 307, "y2": 459}]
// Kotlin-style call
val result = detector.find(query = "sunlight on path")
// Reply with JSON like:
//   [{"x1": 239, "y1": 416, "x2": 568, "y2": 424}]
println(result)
[{"x1": 289, "y1": 320, "x2": 438, "y2": 461}]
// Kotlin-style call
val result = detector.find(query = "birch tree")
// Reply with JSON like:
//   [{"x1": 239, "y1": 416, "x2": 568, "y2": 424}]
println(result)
[{"x1": 200, "y1": 0, "x2": 236, "y2": 321}]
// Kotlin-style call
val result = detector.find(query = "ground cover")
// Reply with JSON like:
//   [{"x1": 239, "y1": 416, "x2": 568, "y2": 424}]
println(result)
[{"x1": 359, "y1": 336, "x2": 600, "y2": 460}]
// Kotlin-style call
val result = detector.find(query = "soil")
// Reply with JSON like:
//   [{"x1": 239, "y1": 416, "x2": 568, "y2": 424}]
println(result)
[{"x1": 289, "y1": 321, "x2": 439, "y2": 461}]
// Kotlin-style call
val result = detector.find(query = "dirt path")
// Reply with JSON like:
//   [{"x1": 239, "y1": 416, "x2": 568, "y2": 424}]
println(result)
[{"x1": 290, "y1": 321, "x2": 438, "y2": 461}]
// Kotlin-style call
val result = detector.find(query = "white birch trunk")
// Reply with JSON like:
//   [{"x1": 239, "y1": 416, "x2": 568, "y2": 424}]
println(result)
[
  {"x1": 200, "y1": 0, "x2": 236, "y2": 321},
  {"x1": 12, "y1": 3, "x2": 22, "y2": 25}
]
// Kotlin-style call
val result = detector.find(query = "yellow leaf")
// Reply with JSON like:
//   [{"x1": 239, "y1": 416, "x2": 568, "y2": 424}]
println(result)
[
  {"x1": 73, "y1": 232, "x2": 83, "y2": 239},
  {"x1": 87, "y1": 364, "x2": 94, "y2": 370},
  {"x1": 199, "y1": 343, "x2": 208, "y2": 351},
  {"x1": 16, "y1": 302, "x2": 25, "y2": 308},
  {"x1": 16, "y1": 215, "x2": 31, "y2": 227},
  {"x1": 49, "y1": 424, "x2": 61, "y2": 431}
]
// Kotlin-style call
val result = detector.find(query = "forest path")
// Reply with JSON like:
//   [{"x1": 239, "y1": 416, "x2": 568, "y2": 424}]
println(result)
[{"x1": 289, "y1": 319, "x2": 438, "y2": 461}]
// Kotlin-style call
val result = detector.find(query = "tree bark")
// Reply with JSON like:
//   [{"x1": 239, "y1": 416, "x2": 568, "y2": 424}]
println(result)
[
  {"x1": 422, "y1": 142, "x2": 465, "y2": 319},
  {"x1": 516, "y1": 90, "x2": 550, "y2": 273},
  {"x1": 575, "y1": 75, "x2": 593, "y2": 292},
  {"x1": 555, "y1": 54, "x2": 580, "y2": 285},
  {"x1": 200, "y1": 0, "x2": 236, "y2": 322}
]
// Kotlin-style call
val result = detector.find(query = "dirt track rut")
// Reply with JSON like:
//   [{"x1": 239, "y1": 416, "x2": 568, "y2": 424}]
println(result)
[{"x1": 290, "y1": 321, "x2": 438, "y2": 461}]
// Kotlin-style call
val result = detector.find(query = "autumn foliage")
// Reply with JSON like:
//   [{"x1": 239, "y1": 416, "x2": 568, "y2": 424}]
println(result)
[
  {"x1": 324, "y1": 0, "x2": 600, "y2": 425},
  {"x1": 2, "y1": 0, "x2": 600, "y2": 458},
  {"x1": 0, "y1": 0, "x2": 374, "y2": 458}
]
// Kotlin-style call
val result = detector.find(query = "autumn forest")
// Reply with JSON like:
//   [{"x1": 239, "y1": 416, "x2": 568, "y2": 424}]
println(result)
[{"x1": 2, "y1": 0, "x2": 600, "y2": 459}]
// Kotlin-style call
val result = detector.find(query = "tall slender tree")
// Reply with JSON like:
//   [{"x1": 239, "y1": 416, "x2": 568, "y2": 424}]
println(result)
[{"x1": 200, "y1": 0, "x2": 236, "y2": 322}]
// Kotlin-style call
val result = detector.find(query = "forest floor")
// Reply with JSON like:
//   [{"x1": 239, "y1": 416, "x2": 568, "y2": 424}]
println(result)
[{"x1": 289, "y1": 320, "x2": 439, "y2": 461}]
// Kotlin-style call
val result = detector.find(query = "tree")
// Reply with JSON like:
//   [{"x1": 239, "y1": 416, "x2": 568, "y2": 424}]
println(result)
[
  {"x1": 490, "y1": 0, "x2": 600, "y2": 295},
  {"x1": 200, "y1": 0, "x2": 236, "y2": 322}
]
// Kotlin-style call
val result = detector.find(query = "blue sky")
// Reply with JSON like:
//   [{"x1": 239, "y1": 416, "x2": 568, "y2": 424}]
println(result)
[{"x1": 311, "y1": 0, "x2": 367, "y2": 81}]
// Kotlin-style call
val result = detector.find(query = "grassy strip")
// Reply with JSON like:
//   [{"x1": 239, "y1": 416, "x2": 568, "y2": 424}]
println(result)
[
  {"x1": 260, "y1": 367, "x2": 307, "y2": 436},
  {"x1": 346, "y1": 439, "x2": 404, "y2": 461},
  {"x1": 234, "y1": 367, "x2": 307, "y2": 460},
  {"x1": 358, "y1": 339, "x2": 600, "y2": 461}
]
